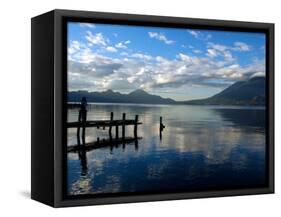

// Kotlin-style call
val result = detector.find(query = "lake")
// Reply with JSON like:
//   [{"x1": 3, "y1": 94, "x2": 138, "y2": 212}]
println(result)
[{"x1": 67, "y1": 103, "x2": 266, "y2": 196}]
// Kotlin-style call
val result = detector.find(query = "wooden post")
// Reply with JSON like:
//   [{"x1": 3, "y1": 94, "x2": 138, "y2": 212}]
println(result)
[
  {"x1": 134, "y1": 115, "x2": 138, "y2": 138},
  {"x1": 82, "y1": 111, "x2": 87, "y2": 145},
  {"x1": 77, "y1": 130, "x2": 81, "y2": 146},
  {"x1": 134, "y1": 138, "x2": 139, "y2": 151},
  {"x1": 159, "y1": 116, "x2": 165, "y2": 140},
  {"x1": 109, "y1": 112, "x2": 113, "y2": 136},
  {"x1": 77, "y1": 110, "x2": 81, "y2": 143},
  {"x1": 82, "y1": 127, "x2": 86, "y2": 145},
  {"x1": 109, "y1": 132, "x2": 112, "y2": 142},
  {"x1": 115, "y1": 125, "x2": 119, "y2": 138},
  {"x1": 122, "y1": 113, "x2": 126, "y2": 139},
  {"x1": 77, "y1": 126, "x2": 80, "y2": 144},
  {"x1": 160, "y1": 116, "x2": 162, "y2": 140}
]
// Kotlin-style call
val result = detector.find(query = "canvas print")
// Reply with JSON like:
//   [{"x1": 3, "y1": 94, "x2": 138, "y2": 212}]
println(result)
[{"x1": 66, "y1": 22, "x2": 267, "y2": 196}]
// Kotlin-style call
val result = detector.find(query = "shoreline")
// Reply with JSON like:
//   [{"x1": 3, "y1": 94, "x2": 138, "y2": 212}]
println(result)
[{"x1": 67, "y1": 102, "x2": 266, "y2": 110}]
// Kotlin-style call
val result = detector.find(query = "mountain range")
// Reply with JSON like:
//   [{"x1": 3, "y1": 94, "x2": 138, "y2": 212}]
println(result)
[
  {"x1": 68, "y1": 77, "x2": 265, "y2": 106},
  {"x1": 68, "y1": 89, "x2": 175, "y2": 104},
  {"x1": 182, "y1": 76, "x2": 265, "y2": 105}
]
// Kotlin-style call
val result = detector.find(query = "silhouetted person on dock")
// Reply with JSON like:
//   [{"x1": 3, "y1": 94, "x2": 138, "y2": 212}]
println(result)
[
  {"x1": 78, "y1": 97, "x2": 87, "y2": 123},
  {"x1": 77, "y1": 97, "x2": 88, "y2": 145}
]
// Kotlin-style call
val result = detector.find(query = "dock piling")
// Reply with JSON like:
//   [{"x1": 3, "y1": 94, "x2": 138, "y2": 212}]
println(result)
[
  {"x1": 115, "y1": 124, "x2": 119, "y2": 138},
  {"x1": 134, "y1": 115, "x2": 139, "y2": 138},
  {"x1": 160, "y1": 116, "x2": 165, "y2": 140},
  {"x1": 122, "y1": 113, "x2": 126, "y2": 139},
  {"x1": 109, "y1": 112, "x2": 113, "y2": 136},
  {"x1": 70, "y1": 111, "x2": 142, "y2": 140}
]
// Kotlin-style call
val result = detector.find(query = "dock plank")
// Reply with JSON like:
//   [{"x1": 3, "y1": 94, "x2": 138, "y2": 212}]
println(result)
[
  {"x1": 67, "y1": 120, "x2": 142, "y2": 128},
  {"x1": 68, "y1": 136, "x2": 142, "y2": 152}
]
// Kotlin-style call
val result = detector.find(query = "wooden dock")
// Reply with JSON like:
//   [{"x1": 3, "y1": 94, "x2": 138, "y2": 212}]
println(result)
[
  {"x1": 68, "y1": 112, "x2": 142, "y2": 142},
  {"x1": 68, "y1": 136, "x2": 142, "y2": 153},
  {"x1": 67, "y1": 119, "x2": 142, "y2": 128}
]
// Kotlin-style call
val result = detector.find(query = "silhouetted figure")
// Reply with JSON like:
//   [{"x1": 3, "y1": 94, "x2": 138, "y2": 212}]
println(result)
[
  {"x1": 77, "y1": 97, "x2": 88, "y2": 145},
  {"x1": 79, "y1": 97, "x2": 87, "y2": 123}
]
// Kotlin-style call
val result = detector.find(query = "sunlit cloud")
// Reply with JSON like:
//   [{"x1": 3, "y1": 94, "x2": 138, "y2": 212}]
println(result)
[
  {"x1": 187, "y1": 30, "x2": 212, "y2": 41},
  {"x1": 80, "y1": 23, "x2": 95, "y2": 28},
  {"x1": 105, "y1": 46, "x2": 118, "y2": 52},
  {"x1": 85, "y1": 31, "x2": 107, "y2": 46},
  {"x1": 68, "y1": 38, "x2": 265, "y2": 96},
  {"x1": 233, "y1": 41, "x2": 251, "y2": 51},
  {"x1": 193, "y1": 49, "x2": 202, "y2": 54},
  {"x1": 188, "y1": 30, "x2": 199, "y2": 38},
  {"x1": 148, "y1": 32, "x2": 175, "y2": 44}
]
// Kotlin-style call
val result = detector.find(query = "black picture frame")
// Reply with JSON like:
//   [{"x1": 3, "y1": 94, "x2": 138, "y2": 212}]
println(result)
[{"x1": 31, "y1": 9, "x2": 274, "y2": 207}]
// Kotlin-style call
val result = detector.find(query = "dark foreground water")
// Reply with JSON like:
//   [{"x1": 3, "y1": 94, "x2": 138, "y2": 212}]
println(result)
[{"x1": 67, "y1": 103, "x2": 266, "y2": 196}]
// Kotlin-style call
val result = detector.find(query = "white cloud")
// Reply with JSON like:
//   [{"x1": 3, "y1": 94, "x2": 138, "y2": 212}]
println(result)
[
  {"x1": 69, "y1": 47, "x2": 95, "y2": 63},
  {"x1": 188, "y1": 30, "x2": 199, "y2": 38},
  {"x1": 207, "y1": 49, "x2": 218, "y2": 58},
  {"x1": 68, "y1": 41, "x2": 81, "y2": 54},
  {"x1": 103, "y1": 79, "x2": 136, "y2": 90},
  {"x1": 233, "y1": 42, "x2": 251, "y2": 51},
  {"x1": 68, "y1": 50, "x2": 265, "y2": 93},
  {"x1": 209, "y1": 43, "x2": 228, "y2": 52},
  {"x1": 68, "y1": 35, "x2": 265, "y2": 94},
  {"x1": 132, "y1": 53, "x2": 153, "y2": 61},
  {"x1": 207, "y1": 41, "x2": 251, "y2": 59},
  {"x1": 193, "y1": 49, "x2": 202, "y2": 54},
  {"x1": 120, "y1": 52, "x2": 128, "y2": 56},
  {"x1": 187, "y1": 30, "x2": 212, "y2": 41},
  {"x1": 148, "y1": 32, "x2": 175, "y2": 44},
  {"x1": 207, "y1": 43, "x2": 235, "y2": 63},
  {"x1": 106, "y1": 46, "x2": 117, "y2": 52},
  {"x1": 251, "y1": 71, "x2": 265, "y2": 78},
  {"x1": 177, "y1": 53, "x2": 192, "y2": 63},
  {"x1": 85, "y1": 31, "x2": 107, "y2": 46},
  {"x1": 80, "y1": 23, "x2": 95, "y2": 28},
  {"x1": 155, "y1": 56, "x2": 168, "y2": 62},
  {"x1": 115, "y1": 42, "x2": 127, "y2": 49},
  {"x1": 115, "y1": 40, "x2": 130, "y2": 49}
]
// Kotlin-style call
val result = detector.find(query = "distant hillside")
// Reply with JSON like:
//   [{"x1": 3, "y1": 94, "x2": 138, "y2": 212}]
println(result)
[
  {"x1": 181, "y1": 77, "x2": 265, "y2": 106},
  {"x1": 68, "y1": 77, "x2": 266, "y2": 106},
  {"x1": 68, "y1": 89, "x2": 176, "y2": 104}
]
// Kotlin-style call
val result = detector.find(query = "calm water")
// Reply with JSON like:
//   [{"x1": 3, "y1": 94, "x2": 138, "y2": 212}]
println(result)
[{"x1": 67, "y1": 103, "x2": 266, "y2": 195}]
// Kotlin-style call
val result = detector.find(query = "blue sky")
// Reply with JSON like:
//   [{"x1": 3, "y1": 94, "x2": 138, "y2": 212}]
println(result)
[{"x1": 67, "y1": 22, "x2": 265, "y2": 101}]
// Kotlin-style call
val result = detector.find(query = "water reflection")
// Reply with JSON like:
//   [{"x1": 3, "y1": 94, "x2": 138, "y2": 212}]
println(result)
[
  {"x1": 69, "y1": 147, "x2": 92, "y2": 195},
  {"x1": 67, "y1": 104, "x2": 266, "y2": 195},
  {"x1": 68, "y1": 132, "x2": 142, "y2": 195}
]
